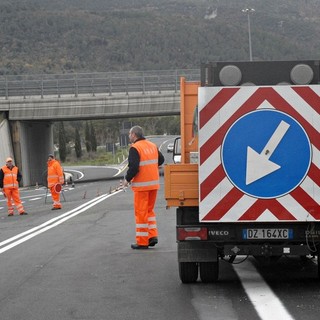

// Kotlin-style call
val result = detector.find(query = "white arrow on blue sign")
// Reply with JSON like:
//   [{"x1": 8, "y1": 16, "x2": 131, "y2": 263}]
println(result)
[{"x1": 221, "y1": 109, "x2": 311, "y2": 199}]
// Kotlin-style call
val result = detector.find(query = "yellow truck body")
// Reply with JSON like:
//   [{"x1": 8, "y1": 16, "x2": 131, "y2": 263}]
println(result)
[{"x1": 164, "y1": 78, "x2": 199, "y2": 207}]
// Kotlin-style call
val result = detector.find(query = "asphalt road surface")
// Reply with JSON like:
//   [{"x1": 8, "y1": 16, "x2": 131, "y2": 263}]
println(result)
[{"x1": 1, "y1": 137, "x2": 320, "y2": 320}]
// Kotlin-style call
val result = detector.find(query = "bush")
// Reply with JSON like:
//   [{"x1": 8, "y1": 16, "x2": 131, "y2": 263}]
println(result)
[{"x1": 61, "y1": 147, "x2": 129, "y2": 166}]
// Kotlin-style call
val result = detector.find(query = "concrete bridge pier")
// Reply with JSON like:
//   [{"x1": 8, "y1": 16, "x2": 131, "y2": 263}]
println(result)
[
  {"x1": 11, "y1": 121, "x2": 53, "y2": 187},
  {"x1": 0, "y1": 114, "x2": 15, "y2": 168}
]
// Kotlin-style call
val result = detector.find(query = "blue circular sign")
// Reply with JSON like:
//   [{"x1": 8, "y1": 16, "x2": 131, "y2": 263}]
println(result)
[{"x1": 221, "y1": 109, "x2": 311, "y2": 199}]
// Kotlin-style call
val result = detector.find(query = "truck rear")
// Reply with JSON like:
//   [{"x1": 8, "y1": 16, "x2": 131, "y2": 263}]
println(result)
[{"x1": 164, "y1": 60, "x2": 320, "y2": 283}]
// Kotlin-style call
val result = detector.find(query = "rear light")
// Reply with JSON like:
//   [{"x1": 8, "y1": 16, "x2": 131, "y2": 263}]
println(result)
[{"x1": 177, "y1": 227, "x2": 208, "y2": 241}]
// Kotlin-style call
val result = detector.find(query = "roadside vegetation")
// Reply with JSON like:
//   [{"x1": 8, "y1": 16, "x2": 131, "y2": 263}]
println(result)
[
  {"x1": 61, "y1": 146, "x2": 129, "y2": 166},
  {"x1": 1, "y1": 0, "x2": 319, "y2": 75},
  {"x1": 2, "y1": 0, "x2": 319, "y2": 164},
  {"x1": 54, "y1": 116, "x2": 179, "y2": 164}
]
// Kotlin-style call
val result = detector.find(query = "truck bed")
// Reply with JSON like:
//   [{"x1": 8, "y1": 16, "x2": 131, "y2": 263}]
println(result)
[{"x1": 164, "y1": 163, "x2": 198, "y2": 207}]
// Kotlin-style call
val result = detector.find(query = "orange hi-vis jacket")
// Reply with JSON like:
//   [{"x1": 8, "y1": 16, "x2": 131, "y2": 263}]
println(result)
[
  {"x1": 130, "y1": 139, "x2": 160, "y2": 191},
  {"x1": 47, "y1": 159, "x2": 64, "y2": 187},
  {"x1": 1, "y1": 166, "x2": 19, "y2": 189}
]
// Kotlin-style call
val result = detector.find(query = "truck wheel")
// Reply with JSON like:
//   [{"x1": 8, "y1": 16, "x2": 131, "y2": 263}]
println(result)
[
  {"x1": 179, "y1": 262, "x2": 198, "y2": 283},
  {"x1": 199, "y1": 261, "x2": 219, "y2": 283}
]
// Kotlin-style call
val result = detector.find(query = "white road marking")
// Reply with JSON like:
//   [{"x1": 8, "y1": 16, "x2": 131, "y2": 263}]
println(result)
[
  {"x1": 0, "y1": 190, "x2": 123, "y2": 254},
  {"x1": 1, "y1": 193, "x2": 46, "y2": 204},
  {"x1": 233, "y1": 260, "x2": 295, "y2": 320},
  {"x1": 65, "y1": 169, "x2": 84, "y2": 179},
  {"x1": 191, "y1": 259, "x2": 295, "y2": 320}
]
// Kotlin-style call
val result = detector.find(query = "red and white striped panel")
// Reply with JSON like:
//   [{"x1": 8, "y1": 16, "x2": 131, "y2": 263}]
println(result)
[{"x1": 198, "y1": 85, "x2": 320, "y2": 222}]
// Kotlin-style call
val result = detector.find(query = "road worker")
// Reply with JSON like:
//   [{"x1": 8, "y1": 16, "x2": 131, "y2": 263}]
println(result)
[
  {"x1": 47, "y1": 154, "x2": 64, "y2": 210},
  {"x1": 123, "y1": 126, "x2": 164, "y2": 249},
  {"x1": 0, "y1": 157, "x2": 28, "y2": 216}
]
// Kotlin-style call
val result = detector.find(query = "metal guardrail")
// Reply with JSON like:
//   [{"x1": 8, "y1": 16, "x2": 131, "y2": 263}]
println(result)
[{"x1": 0, "y1": 69, "x2": 200, "y2": 99}]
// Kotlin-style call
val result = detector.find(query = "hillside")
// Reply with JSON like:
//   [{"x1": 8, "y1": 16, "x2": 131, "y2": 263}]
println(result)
[{"x1": 0, "y1": 0, "x2": 319, "y2": 75}]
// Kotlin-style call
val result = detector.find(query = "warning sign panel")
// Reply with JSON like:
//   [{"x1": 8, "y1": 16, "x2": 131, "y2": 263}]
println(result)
[{"x1": 198, "y1": 86, "x2": 320, "y2": 222}]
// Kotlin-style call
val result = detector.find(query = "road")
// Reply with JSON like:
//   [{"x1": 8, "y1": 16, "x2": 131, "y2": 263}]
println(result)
[
  {"x1": 0, "y1": 137, "x2": 319, "y2": 320},
  {"x1": 63, "y1": 135, "x2": 177, "y2": 184}
]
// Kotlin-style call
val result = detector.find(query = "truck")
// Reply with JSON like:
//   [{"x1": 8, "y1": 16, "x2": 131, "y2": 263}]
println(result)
[{"x1": 164, "y1": 60, "x2": 320, "y2": 283}]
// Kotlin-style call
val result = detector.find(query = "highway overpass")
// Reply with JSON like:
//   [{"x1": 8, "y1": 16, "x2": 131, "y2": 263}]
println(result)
[{"x1": 0, "y1": 69, "x2": 200, "y2": 186}]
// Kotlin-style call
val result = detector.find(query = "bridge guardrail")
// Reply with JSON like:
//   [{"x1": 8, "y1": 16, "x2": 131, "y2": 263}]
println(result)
[{"x1": 0, "y1": 69, "x2": 200, "y2": 99}]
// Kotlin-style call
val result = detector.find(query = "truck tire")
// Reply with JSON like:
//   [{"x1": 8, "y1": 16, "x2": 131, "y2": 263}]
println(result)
[
  {"x1": 199, "y1": 261, "x2": 219, "y2": 283},
  {"x1": 179, "y1": 262, "x2": 198, "y2": 283}
]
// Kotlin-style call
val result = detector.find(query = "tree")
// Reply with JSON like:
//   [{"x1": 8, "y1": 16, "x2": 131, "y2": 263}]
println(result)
[
  {"x1": 75, "y1": 127, "x2": 82, "y2": 158},
  {"x1": 58, "y1": 122, "x2": 67, "y2": 162},
  {"x1": 85, "y1": 121, "x2": 91, "y2": 152}
]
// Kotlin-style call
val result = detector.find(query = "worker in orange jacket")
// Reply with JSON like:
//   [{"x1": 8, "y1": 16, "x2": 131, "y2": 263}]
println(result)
[
  {"x1": 0, "y1": 157, "x2": 28, "y2": 216},
  {"x1": 124, "y1": 126, "x2": 164, "y2": 249},
  {"x1": 47, "y1": 154, "x2": 64, "y2": 210}
]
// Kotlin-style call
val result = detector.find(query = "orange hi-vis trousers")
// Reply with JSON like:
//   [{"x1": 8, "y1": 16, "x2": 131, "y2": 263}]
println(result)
[
  {"x1": 134, "y1": 189, "x2": 158, "y2": 246},
  {"x1": 3, "y1": 188, "x2": 25, "y2": 215},
  {"x1": 50, "y1": 185, "x2": 62, "y2": 209}
]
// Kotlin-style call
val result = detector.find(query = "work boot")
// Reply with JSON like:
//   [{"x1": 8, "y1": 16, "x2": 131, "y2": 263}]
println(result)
[
  {"x1": 131, "y1": 243, "x2": 148, "y2": 250},
  {"x1": 51, "y1": 207, "x2": 61, "y2": 210},
  {"x1": 8, "y1": 213, "x2": 14, "y2": 216},
  {"x1": 148, "y1": 237, "x2": 158, "y2": 247},
  {"x1": 19, "y1": 211, "x2": 28, "y2": 215}
]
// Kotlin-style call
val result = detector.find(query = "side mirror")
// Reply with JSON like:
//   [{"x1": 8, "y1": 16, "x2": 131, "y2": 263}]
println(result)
[{"x1": 173, "y1": 137, "x2": 181, "y2": 163}]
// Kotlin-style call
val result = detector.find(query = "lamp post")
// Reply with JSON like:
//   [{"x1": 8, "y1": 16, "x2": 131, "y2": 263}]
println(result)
[{"x1": 242, "y1": 8, "x2": 255, "y2": 61}]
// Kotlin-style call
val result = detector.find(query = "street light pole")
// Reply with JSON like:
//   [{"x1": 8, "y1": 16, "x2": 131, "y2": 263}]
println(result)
[{"x1": 242, "y1": 8, "x2": 255, "y2": 61}]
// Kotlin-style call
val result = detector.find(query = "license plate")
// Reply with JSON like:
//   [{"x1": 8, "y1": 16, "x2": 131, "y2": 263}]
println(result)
[{"x1": 243, "y1": 228, "x2": 293, "y2": 240}]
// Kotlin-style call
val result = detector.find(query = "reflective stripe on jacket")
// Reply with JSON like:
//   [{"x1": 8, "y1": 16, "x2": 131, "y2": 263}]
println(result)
[
  {"x1": 47, "y1": 159, "x2": 64, "y2": 187},
  {"x1": 1, "y1": 165, "x2": 19, "y2": 189},
  {"x1": 131, "y1": 140, "x2": 160, "y2": 191}
]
